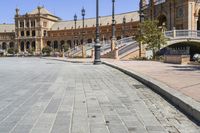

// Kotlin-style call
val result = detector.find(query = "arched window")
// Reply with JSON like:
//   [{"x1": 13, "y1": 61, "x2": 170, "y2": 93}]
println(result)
[
  {"x1": 60, "y1": 40, "x2": 65, "y2": 50},
  {"x1": 158, "y1": 15, "x2": 167, "y2": 28},
  {"x1": 21, "y1": 31, "x2": 24, "y2": 37},
  {"x1": 32, "y1": 30, "x2": 36, "y2": 37},
  {"x1": 26, "y1": 41, "x2": 30, "y2": 49},
  {"x1": 197, "y1": 10, "x2": 200, "y2": 30},
  {"x1": 2, "y1": 42, "x2": 7, "y2": 50},
  {"x1": 67, "y1": 40, "x2": 72, "y2": 48},
  {"x1": 9, "y1": 42, "x2": 14, "y2": 48},
  {"x1": 26, "y1": 31, "x2": 30, "y2": 36},
  {"x1": 47, "y1": 41, "x2": 51, "y2": 47},
  {"x1": 32, "y1": 41, "x2": 36, "y2": 50},
  {"x1": 54, "y1": 41, "x2": 58, "y2": 49},
  {"x1": 43, "y1": 30, "x2": 47, "y2": 36},
  {"x1": 87, "y1": 39, "x2": 92, "y2": 43}
]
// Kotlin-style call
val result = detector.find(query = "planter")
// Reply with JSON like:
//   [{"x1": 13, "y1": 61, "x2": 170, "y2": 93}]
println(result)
[{"x1": 164, "y1": 55, "x2": 190, "y2": 64}]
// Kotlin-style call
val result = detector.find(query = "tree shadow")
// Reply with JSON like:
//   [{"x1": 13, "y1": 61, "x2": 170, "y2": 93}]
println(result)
[{"x1": 170, "y1": 65, "x2": 200, "y2": 72}]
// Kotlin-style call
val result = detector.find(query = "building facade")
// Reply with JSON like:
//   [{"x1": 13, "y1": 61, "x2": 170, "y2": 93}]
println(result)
[
  {"x1": 142, "y1": 0, "x2": 200, "y2": 30},
  {"x1": 0, "y1": 6, "x2": 139, "y2": 54}
]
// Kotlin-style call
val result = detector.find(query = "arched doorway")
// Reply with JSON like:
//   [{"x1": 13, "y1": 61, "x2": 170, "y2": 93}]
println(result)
[
  {"x1": 158, "y1": 15, "x2": 167, "y2": 28},
  {"x1": 67, "y1": 40, "x2": 72, "y2": 48},
  {"x1": 87, "y1": 39, "x2": 92, "y2": 43},
  {"x1": 53, "y1": 41, "x2": 58, "y2": 49},
  {"x1": 26, "y1": 41, "x2": 30, "y2": 50},
  {"x1": 2, "y1": 42, "x2": 7, "y2": 50},
  {"x1": 60, "y1": 40, "x2": 65, "y2": 50},
  {"x1": 117, "y1": 36, "x2": 121, "y2": 40},
  {"x1": 20, "y1": 42, "x2": 24, "y2": 51},
  {"x1": 32, "y1": 41, "x2": 36, "y2": 51},
  {"x1": 9, "y1": 42, "x2": 14, "y2": 48},
  {"x1": 197, "y1": 10, "x2": 200, "y2": 30},
  {"x1": 47, "y1": 41, "x2": 51, "y2": 47}
]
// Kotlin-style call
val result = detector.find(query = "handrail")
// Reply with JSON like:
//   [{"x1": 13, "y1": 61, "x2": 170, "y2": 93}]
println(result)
[{"x1": 165, "y1": 30, "x2": 200, "y2": 38}]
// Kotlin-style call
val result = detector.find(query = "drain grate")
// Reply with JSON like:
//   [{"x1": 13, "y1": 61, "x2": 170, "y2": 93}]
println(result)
[{"x1": 133, "y1": 84, "x2": 145, "y2": 89}]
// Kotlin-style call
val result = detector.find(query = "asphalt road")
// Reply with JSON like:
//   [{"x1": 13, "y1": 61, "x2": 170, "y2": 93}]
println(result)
[{"x1": 0, "y1": 57, "x2": 199, "y2": 133}]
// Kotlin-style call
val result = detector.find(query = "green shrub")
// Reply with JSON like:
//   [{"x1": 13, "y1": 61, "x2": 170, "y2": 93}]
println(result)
[
  {"x1": 27, "y1": 48, "x2": 34, "y2": 55},
  {"x1": 42, "y1": 46, "x2": 52, "y2": 56},
  {"x1": 63, "y1": 44, "x2": 69, "y2": 52},
  {"x1": 7, "y1": 48, "x2": 18, "y2": 55},
  {"x1": 132, "y1": 56, "x2": 148, "y2": 61}
]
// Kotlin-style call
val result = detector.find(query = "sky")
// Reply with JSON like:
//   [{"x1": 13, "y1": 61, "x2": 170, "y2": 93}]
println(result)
[{"x1": 0, "y1": 0, "x2": 140, "y2": 24}]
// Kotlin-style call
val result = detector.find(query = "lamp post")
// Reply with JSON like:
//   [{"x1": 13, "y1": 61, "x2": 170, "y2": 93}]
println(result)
[
  {"x1": 81, "y1": 7, "x2": 85, "y2": 45},
  {"x1": 139, "y1": 0, "x2": 145, "y2": 57},
  {"x1": 94, "y1": 0, "x2": 101, "y2": 65},
  {"x1": 123, "y1": 16, "x2": 126, "y2": 38},
  {"x1": 111, "y1": 0, "x2": 116, "y2": 51},
  {"x1": 74, "y1": 14, "x2": 77, "y2": 49},
  {"x1": 81, "y1": 7, "x2": 86, "y2": 58}
]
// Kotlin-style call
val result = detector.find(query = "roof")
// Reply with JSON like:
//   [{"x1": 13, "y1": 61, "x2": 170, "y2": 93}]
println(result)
[
  {"x1": 51, "y1": 11, "x2": 139, "y2": 30},
  {"x1": 0, "y1": 24, "x2": 15, "y2": 33},
  {"x1": 29, "y1": 7, "x2": 54, "y2": 16}
]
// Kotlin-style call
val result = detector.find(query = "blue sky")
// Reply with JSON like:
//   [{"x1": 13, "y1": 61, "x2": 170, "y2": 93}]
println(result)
[{"x1": 0, "y1": 0, "x2": 140, "y2": 24}]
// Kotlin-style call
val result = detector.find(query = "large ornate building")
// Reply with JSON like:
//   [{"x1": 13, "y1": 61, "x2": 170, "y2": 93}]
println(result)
[
  {"x1": 142, "y1": 0, "x2": 200, "y2": 30},
  {"x1": 0, "y1": 6, "x2": 139, "y2": 54}
]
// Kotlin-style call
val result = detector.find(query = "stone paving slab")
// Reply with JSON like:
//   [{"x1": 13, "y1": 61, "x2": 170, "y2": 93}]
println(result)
[
  {"x1": 102, "y1": 60, "x2": 200, "y2": 124},
  {"x1": 103, "y1": 59, "x2": 200, "y2": 102},
  {"x1": 0, "y1": 57, "x2": 199, "y2": 133}
]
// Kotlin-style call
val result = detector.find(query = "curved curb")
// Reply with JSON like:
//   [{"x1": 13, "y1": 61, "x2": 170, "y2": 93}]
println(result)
[{"x1": 102, "y1": 61, "x2": 200, "y2": 124}]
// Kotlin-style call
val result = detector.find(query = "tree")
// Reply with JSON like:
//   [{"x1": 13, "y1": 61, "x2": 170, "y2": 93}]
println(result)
[{"x1": 136, "y1": 20, "x2": 167, "y2": 59}]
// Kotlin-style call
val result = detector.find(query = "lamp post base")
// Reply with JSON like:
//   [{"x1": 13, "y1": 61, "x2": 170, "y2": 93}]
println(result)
[
  {"x1": 94, "y1": 44, "x2": 101, "y2": 65},
  {"x1": 111, "y1": 37, "x2": 116, "y2": 51}
]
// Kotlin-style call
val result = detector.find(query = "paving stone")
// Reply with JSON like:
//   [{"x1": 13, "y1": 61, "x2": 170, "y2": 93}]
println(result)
[{"x1": 0, "y1": 58, "x2": 199, "y2": 133}]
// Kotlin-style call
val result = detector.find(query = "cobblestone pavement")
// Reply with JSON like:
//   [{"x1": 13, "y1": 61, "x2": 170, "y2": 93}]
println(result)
[{"x1": 0, "y1": 58, "x2": 199, "y2": 133}]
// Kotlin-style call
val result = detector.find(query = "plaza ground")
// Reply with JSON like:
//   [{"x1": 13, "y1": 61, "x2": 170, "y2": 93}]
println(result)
[
  {"x1": 0, "y1": 57, "x2": 199, "y2": 133},
  {"x1": 103, "y1": 59, "x2": 200, "y2": 102}
]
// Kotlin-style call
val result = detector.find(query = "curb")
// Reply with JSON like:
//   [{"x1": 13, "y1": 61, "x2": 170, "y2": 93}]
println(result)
[{"x1": 102, "y1": 61, "x2": 200, "y2": 124}]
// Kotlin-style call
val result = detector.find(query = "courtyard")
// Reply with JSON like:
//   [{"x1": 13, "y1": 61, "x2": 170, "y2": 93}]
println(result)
[{"x1": 0, "y1": 57, "x2": 199, "y2": 133}]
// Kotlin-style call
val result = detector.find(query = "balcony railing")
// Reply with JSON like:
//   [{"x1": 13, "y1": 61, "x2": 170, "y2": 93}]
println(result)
[{"x1": 165, "y1": 30, "x2": 200, "y2": 39}]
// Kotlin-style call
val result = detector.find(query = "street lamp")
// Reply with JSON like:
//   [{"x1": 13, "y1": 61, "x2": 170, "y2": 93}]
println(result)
[
  {"x1": 123, "y1": 16, "x2": 126, "y2": 38},
  {"x1": 74, "y1": 14, "x2": 77, "y2": 49},
  {"x1": 139, "y1": 0, "x2": 145, "y2": 57},
  {"x1": 94, "y1": 0, "x2": 101, "y2": 65},
  {"x1": 81, "y1": 7, "x2": 86, "y2": 58},
  {"x1": 81, "y1": 7, "x2": 85, "y2": 45},
  {"x1": 111, "y1": 0, "x2": 116, "y2": 51}
]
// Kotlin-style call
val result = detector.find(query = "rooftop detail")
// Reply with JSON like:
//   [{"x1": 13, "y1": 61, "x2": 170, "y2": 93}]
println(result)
[{"x1": 51, "y1": 11, "x2": 139, "y2": 31}]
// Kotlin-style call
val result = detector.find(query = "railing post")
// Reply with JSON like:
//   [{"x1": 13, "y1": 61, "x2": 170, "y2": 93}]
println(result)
[
  {"x1": 114, "y1": 46, "x2": 119, "y2": 60},
  {"x1": 173, "y1": 27, "x2": 176, "y2": 38}
]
